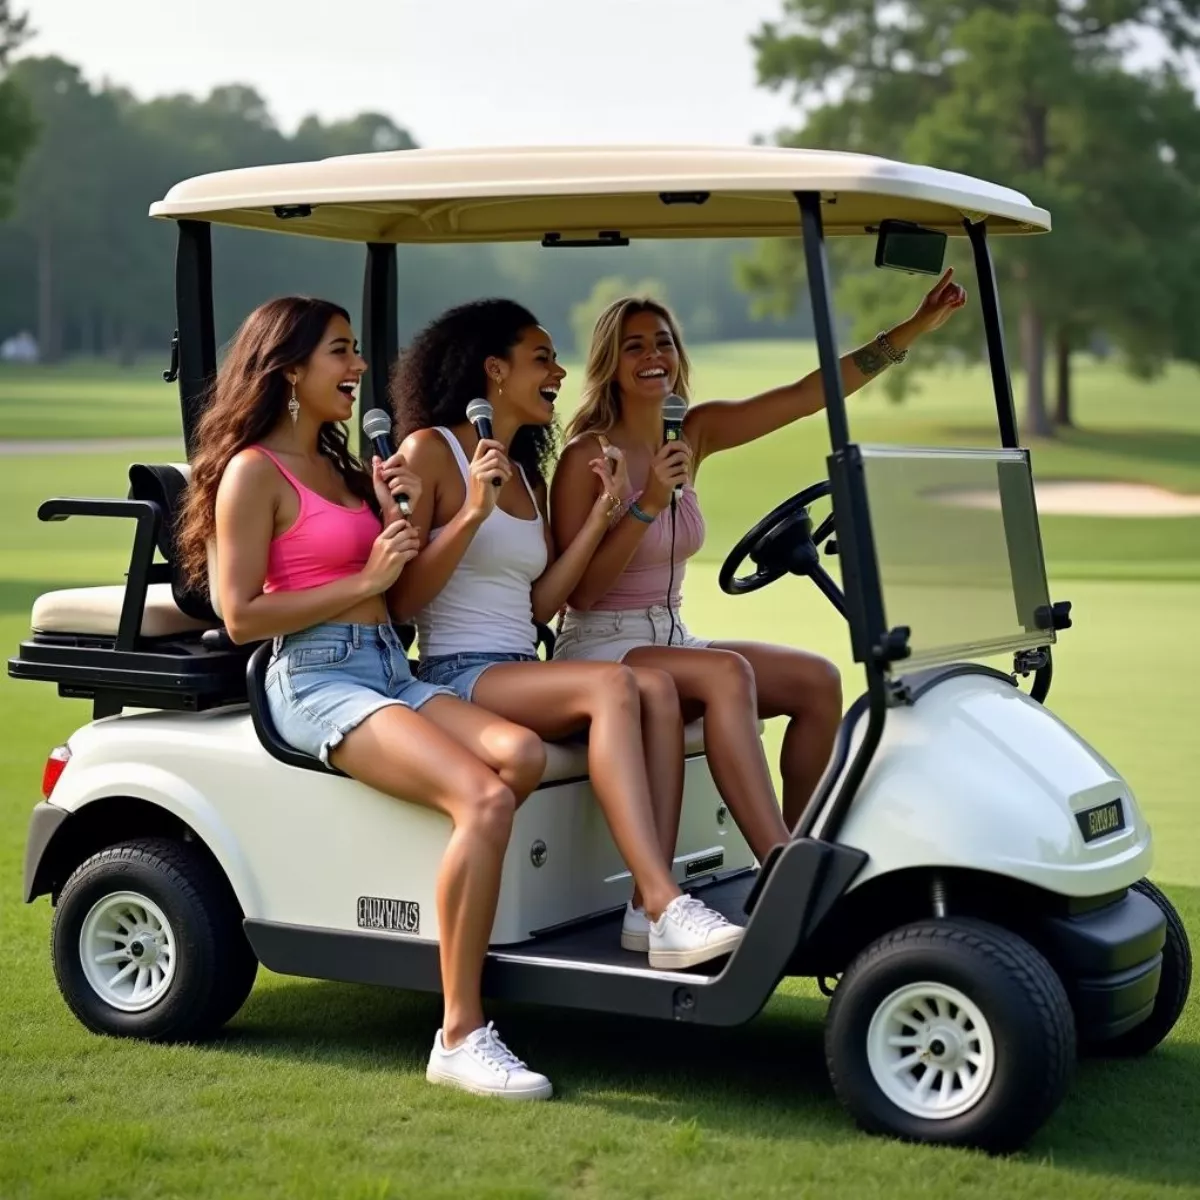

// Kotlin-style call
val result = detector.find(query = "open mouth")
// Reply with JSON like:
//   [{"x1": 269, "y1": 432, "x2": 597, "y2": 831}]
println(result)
[
  {"x1": 539, "y1": 386, "x2": 559, "y2": 404},
  {"x1": 337, "y1": 381, "x2": 358, "y2": 397},
  {"x1": 637, "y1": 368, "x2": 667, "y2": 380}
]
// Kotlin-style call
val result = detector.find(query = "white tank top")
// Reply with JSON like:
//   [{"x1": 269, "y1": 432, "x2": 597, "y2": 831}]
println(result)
[{"x1": 414, "y1": 427, "x2": 549, "y2": 658}]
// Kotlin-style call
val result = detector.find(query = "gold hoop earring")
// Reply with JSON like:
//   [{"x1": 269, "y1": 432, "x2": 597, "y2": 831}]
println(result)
[{"x1": 288, "y1": 385, "x2": 300, "y2": 424}]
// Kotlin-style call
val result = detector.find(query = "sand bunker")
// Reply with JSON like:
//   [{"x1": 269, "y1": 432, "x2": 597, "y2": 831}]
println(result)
[{"x1": 943, "y1": 480, "x2": 1200, "y2": 517}]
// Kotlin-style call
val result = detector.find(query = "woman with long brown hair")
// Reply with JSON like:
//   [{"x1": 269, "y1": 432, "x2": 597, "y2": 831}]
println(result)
[
  {"x1": 549, "y1": 275, "x2": 968, "y2": 858},
  {"x1": 178, "y1": 295, "x2": 554, "y2": 1101}
]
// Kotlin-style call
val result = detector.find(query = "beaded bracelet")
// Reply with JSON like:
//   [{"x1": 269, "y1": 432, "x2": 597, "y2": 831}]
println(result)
[
  {"x1": 628, "y1": 501, "x2": 656, "y2": 524},
  {"x1": 875, "y1": 330, "x2": 909, "y2": 364}
]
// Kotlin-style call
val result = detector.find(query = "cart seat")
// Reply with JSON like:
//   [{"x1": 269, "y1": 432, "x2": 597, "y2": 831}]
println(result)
[
  {"x1": 245, "y1": 640, "x2": 715, "y2": 782},
  {"x1": 32, "y1": 583, "x2": 218, "y2": 640}
]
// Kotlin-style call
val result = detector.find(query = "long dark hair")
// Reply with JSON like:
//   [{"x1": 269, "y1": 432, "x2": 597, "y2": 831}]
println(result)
[
  {"x1": 390, "y1": 298, "x2": 559, "y2": 484},
  {"x1": 177, "y1": 296, "x2": 374, "y2": 588}
]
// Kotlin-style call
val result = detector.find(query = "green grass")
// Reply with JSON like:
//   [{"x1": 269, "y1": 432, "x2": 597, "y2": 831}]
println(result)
[{"x1": 2, "y1": 353, "x2": 1199, "y2": 1197}]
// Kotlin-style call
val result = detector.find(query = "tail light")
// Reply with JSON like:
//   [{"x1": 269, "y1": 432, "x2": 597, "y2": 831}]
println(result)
[{"x1": 42, "y1": 745, "x2": 70, "y2": 798}]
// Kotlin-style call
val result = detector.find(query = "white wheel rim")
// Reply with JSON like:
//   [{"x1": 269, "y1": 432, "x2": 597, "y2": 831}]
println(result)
[
  {"x1": 866, "y1": 981, "x2": 996, "y2": 1120},
  {"x1": 79, "y1": 891, "x2": 177, "y2": 1013}
]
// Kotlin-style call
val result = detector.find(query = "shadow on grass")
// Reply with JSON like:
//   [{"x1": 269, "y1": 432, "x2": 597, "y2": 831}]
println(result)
[{"x1": 200, "y1": 962, "x2": 1200, "y2": 1187}]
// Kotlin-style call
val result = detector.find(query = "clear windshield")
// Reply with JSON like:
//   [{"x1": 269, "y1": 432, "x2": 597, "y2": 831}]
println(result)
[{"x1": 858, "y1": 446, "x2": 1053, "y2": 670}]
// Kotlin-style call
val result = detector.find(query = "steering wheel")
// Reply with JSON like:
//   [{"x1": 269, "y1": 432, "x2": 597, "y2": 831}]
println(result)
[{"x1": 719, "y1": 479, "x2": 837, "y2": 597}]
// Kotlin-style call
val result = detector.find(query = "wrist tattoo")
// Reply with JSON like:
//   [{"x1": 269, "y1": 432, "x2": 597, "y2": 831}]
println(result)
[{"x1": 851, "y1": 343, "x2": 889, "y2": 376}]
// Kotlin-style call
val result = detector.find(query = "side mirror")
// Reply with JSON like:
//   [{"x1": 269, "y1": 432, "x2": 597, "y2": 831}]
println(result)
[{"x1": 874, "y1": 220, "x2": 947, "y2": 276}]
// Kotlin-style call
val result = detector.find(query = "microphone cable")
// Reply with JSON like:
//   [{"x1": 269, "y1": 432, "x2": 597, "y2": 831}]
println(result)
[{"x1": 666, "y1": 492, "x2": 679, "y2": 647}]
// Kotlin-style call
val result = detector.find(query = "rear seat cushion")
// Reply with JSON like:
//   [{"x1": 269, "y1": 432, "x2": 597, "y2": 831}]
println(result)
[{"x1": 32, "y1": 583, "x2": 219, "y2": 639}]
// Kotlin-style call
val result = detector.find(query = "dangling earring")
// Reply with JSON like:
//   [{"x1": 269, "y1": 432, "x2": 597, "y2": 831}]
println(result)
[{"x1": 287, "y1": 383, "x2": 300, "y2": 425}]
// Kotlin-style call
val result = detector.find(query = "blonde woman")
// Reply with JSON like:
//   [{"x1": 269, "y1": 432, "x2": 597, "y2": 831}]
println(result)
[{"x1": 549, "y1": 273, "x2": 968, "y2": 858}]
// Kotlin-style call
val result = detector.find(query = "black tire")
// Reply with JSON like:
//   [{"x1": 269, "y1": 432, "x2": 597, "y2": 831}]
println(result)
[
  {"x1": 1089, "y1": 878, "x2": 1192, "y2": 1057},
  {"x1": 826, "y1": 919, "x2": 1075, "y2": 1154},
  {"x1": 51, "y1": 837, "x2": 258, "y2": 1042}
]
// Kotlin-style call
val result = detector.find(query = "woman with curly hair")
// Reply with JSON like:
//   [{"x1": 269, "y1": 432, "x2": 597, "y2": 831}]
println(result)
[
  {"x1": 178, "y1": 296, "x2": 556, "y2": 1101},
  {"x1": 549, "y1": 275, "x2": 968, "y2": 855},
  {"x1": 390, "y1": 298, "x2": 744, "y2": 971}
]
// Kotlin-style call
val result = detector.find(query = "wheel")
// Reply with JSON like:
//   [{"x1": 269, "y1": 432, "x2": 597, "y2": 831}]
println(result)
[
  {"x1": 825, "y1": 920, "x2": 1075, "y2": 1153},
  {"x1": 51, "y1": 837, "x2": 258, "y2": 1042},
  {"x1": 1088, "y1": 878, "x2": 1192, "y2": 1057}
]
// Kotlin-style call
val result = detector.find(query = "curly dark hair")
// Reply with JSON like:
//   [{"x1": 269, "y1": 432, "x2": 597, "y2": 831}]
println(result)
[
  {"x1": 390, "y1": 298, "x2": 559, "y2": 484},
  {"x1": 177, "y1": 296, "x2": 376, "y2": 589}
]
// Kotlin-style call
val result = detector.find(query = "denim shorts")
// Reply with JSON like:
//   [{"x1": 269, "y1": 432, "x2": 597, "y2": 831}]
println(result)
[
  {"x1": 417, "y1": 651, "x2": 538, "y2": 702},
  {"x1": 266, "y1": 622, "x2": 456, "y2": 765}
]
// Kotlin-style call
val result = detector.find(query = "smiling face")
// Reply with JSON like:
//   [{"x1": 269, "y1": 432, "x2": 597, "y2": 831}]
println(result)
[
  {"x1": 289, "y1": 315, "x2": 367, "y2": 425},
  {"x1": 614, "y1": 309, "x2": 681, "y2": 409},
  {"x1": 487, "y1": 324, "x2": 566, "y2": 427}
]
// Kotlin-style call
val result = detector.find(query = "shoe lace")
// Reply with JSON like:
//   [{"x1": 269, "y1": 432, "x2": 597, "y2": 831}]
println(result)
[
  {"x1": 468, "y1": 1022, "x2": 526, "y2": 1075},
  {"x1": 672, "y1": 894, "x2": 732, "y2": 934}
]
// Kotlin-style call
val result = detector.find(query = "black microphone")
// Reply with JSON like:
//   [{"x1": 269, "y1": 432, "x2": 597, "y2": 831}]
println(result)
[
  {"x1": 661, "y1": 393, "x2": 688, "y2": 499},
  {"x1": 361, "y1": 408, "x2": 411, "y2": 516},
  {"x1": 466, "y1": 398, "x2": 503, "y2": 487}
]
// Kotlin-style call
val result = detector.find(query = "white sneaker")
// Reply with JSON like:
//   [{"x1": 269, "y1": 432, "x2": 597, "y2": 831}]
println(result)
[
  {"x1": 620, "y1": 901, "x2": 651, "y2": 952},
  {"x1": 648, "y1": 894, "x2": 745, "y2": 969},
  {"x1": 426, "y1": 1022, "x2": 553, "y2": 1101}
]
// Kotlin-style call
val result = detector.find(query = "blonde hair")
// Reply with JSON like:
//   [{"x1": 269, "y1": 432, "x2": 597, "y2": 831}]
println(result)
[{"x1": 565, "y1": 296, "x2": 693, "y2": 443}]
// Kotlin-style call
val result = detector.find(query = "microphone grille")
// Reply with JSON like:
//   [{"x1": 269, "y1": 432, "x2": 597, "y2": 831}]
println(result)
[
  {"x1": 361, "y1": 408, "x2": 393, "y2": 439},
  {"x1": 662, "y1": 393, "x2": 688, "y2": 419},
  {"x1": 466, "y1": 398, "x2": 495, "y2": 423}
]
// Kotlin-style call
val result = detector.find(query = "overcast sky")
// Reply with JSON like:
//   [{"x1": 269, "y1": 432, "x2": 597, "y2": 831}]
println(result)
[{"x1": 21, "y1": 0, "x2": 801, "y2": 146}]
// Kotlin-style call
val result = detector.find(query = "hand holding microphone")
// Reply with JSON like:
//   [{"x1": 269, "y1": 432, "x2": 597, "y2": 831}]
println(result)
[
  {"x1": 467, "y1": 399, "x2": 504, "y2": 488},
  {"x1": 661, "y1": 393, "x2": 689, "y2": 500},
  {"x1": 362, "y1": 408, "x2": 414, "y2": 517}
]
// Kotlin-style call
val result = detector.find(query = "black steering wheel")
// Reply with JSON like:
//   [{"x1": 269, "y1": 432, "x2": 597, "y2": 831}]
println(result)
[{"x1": 719, "y1": 480, "x2": 840, "y2": 605}]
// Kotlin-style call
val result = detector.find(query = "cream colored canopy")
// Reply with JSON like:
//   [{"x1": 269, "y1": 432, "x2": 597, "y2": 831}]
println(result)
[{"x1": 150, "y1": 144, "x2": 1050, "y2": 245}]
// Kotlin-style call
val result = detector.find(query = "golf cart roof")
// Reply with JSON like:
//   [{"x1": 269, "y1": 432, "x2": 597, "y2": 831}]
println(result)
[{"x1": 149, "y1": 144, "x2": 1051, "y2": 244}]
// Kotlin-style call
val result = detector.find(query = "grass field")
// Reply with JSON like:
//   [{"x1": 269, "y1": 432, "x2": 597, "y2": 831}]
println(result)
[{"x1": 1, "y1": 351, "x2": 1198, "y2": 1198}]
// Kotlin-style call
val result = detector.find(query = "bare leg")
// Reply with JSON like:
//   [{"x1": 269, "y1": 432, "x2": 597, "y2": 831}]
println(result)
[
  {"x1": 628, "y1": 666, "x2": 684, "y2": 909},
  {"x1": 418, "y1": 694, "x2": 547, "y2": 805},
  {"x1": 330, "y1": 701, "x2": 517, "y2": 1047},
  {"x1": 624, "y1": 646, "x2": 790, "y2": 862},
  {"x1": 713, "y1": 642, "x2": 843, "y2": 830},
  {"x1": 471, "y1": 661, "x2": 681, "y2": 918}
]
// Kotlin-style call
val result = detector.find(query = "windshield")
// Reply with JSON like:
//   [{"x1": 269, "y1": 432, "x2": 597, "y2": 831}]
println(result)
[{"x1": 857, "y1": 446, "x2": 1053, "y2": 670}]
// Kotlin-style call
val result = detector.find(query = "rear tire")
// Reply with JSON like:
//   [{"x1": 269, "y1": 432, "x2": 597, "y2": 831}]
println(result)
[
  {"x1": 1088, "y1": 878, "x2": 1191, "y2": 1057},
  {"x1": 826, "y1": 919, "x2": 1075, "y2": 1154},
  {"x1": 52, "y1": 837, "x2": 258, "y2": 1042}
]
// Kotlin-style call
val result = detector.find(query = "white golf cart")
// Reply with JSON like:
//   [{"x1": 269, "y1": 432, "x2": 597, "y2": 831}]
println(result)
[{"x1": 11, "y1": 146, "x2": 1190, "y2": 1152}]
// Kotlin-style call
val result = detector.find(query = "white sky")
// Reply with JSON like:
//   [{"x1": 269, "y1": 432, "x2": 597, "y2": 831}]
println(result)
[{"x1": 19, "y1": 0, "x2": 800, "y2": 146}]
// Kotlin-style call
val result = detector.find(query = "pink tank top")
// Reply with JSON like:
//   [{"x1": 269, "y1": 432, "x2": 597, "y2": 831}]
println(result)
[
  {"x1": 580, "y1": 479, "x2": 706, "y2": 611},
  {"x1": 253, "y1": 446, "x2": 382, "y2": 593}
]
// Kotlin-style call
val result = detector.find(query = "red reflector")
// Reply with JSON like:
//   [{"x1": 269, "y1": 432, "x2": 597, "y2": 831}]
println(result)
[{"x1": 42, "y1": 745, "x2": 70, "y2": 799}]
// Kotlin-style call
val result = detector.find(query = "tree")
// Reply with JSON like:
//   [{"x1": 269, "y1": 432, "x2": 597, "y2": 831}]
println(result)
[
  {"x1": 0, "y1": 1, "x2": 35, "y2": 219},
  {"x1": 747, "y1": 0, "x2": 1200, "y2": 434},
  {"x1": 569, "y1": 276, "x2": 669, "y2": 357}
]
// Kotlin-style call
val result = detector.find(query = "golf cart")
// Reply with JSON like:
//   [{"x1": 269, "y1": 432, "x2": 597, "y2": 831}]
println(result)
[{"x1": 11, "y1": 146, "x2": 1190, "y2": 1152}]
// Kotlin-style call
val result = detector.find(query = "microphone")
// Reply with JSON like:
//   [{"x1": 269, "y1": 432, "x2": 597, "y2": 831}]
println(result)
[
  {"x1": 662, "y1": 393, "x2": 688, "y2": 499},
  {"x1": 361, "y1": 407, "x2": 411, "y2": 516},
  {"x1": 466, "y1": 398, "x2": 503, "y2": 487}
]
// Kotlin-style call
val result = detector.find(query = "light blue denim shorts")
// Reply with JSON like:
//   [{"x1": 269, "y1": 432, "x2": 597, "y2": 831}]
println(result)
[
  {"x1": 417, "y1": 650, "x2": 538, "y2": 702},
  {"x1": 266, "y1": 622, "x2": 455, "y2": 765}
]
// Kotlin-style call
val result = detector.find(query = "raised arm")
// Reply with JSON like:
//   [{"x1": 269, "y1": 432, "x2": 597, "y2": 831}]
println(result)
[
  {"x1": 215, "y1": 451, "x2": 412, "y2": 644},
  {"x1": 549, "y1": 436, "x2": 689, "y2": 612},
  {"x1": 687, "y1": 268, "x2": 968, "y2": 462},
  {"x1": 386, "y1": 429, "x2": 510, "y2": 622},
  {"x1": 529, "y1": 458, "x2": 621, "y2": 625}
]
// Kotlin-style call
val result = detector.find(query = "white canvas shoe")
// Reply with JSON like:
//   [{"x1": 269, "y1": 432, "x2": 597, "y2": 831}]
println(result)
[
  {"x1": 620, "y1": 901, "x2": 651, "y2": 952},
  {"x1": 426, "y1": 1022, "x2": 553, "y2": 1100},
  {"x1": 648, "y1": 894, "x2": 745, "y2": 969}
]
